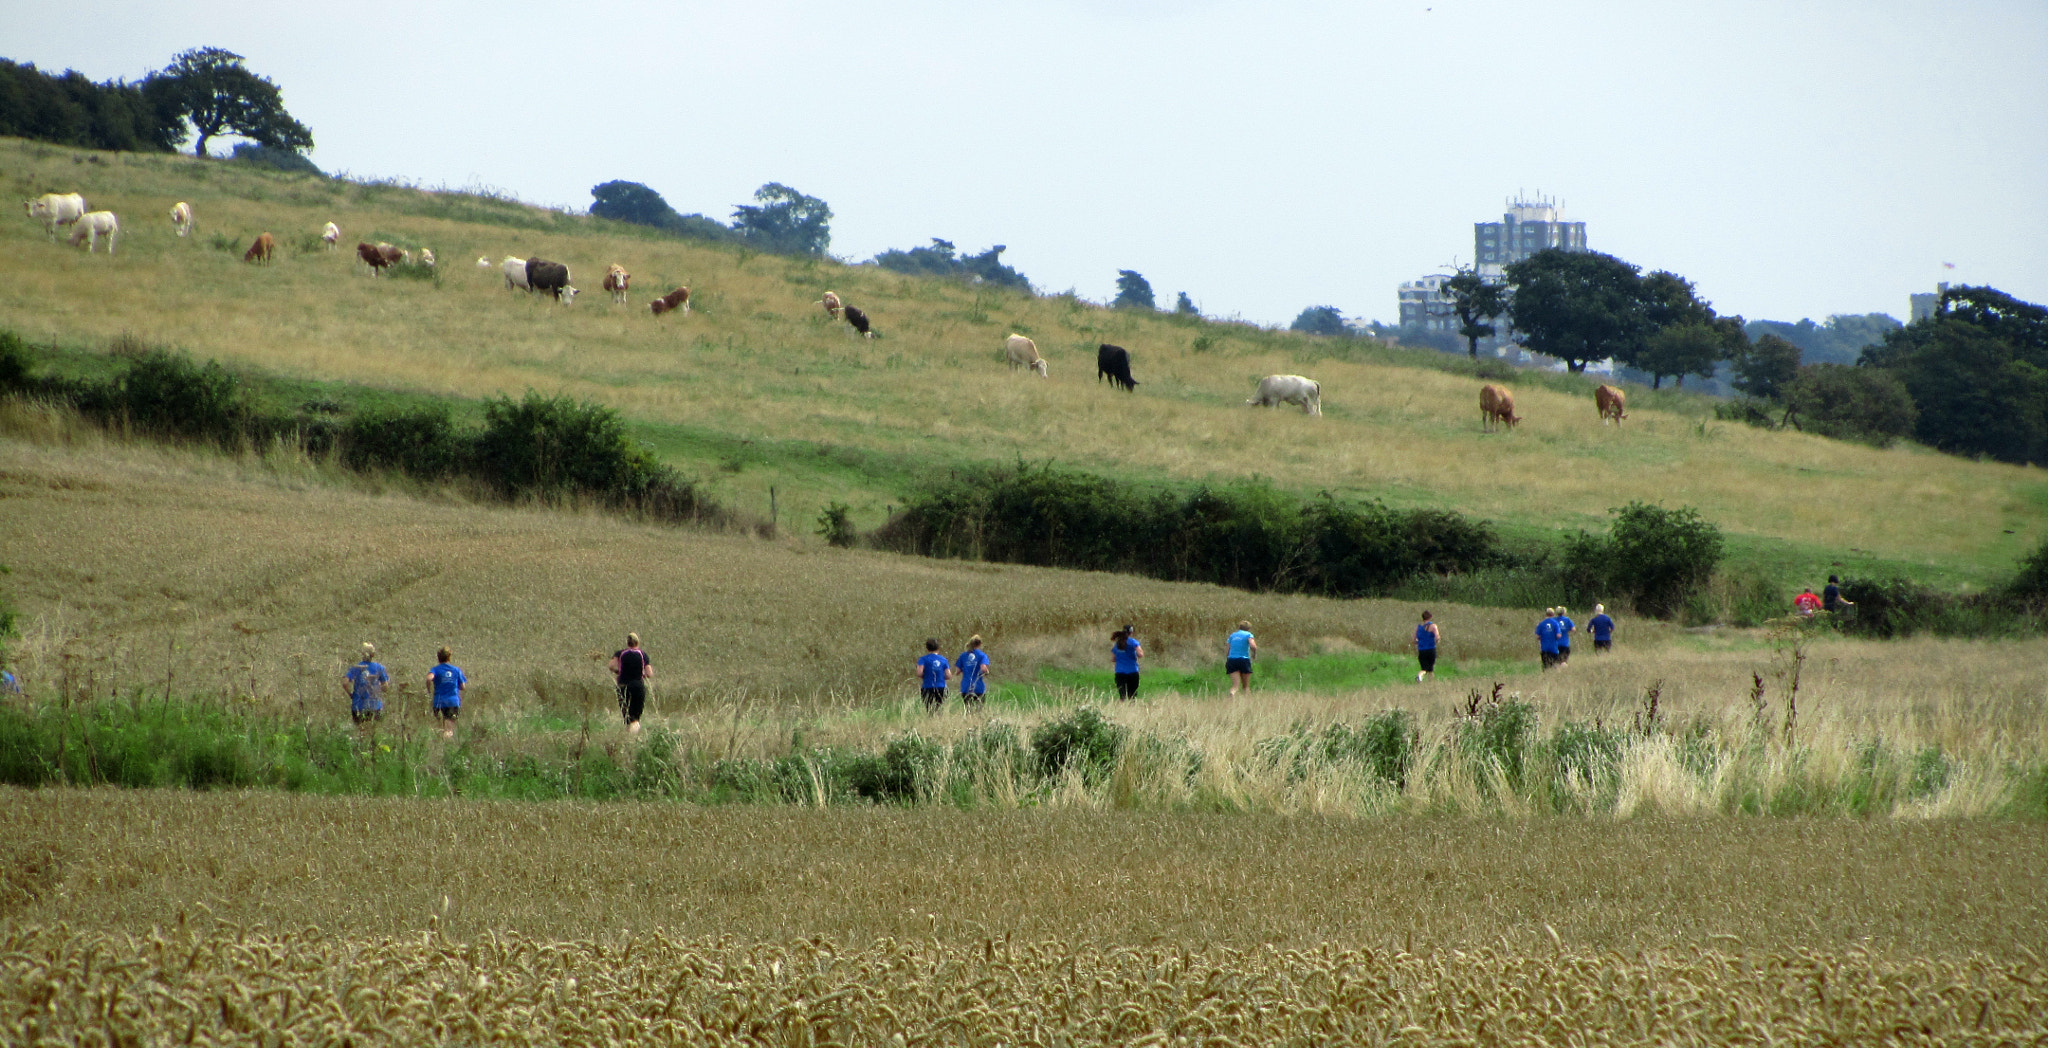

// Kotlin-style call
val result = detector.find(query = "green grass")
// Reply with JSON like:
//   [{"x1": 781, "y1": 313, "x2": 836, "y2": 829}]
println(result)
[{"x1": 989, "y1": 650, "x2": 1532, "y2": 708}]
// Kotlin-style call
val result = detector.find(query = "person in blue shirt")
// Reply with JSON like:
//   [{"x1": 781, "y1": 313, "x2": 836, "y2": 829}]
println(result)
[
  {"x1": 1589, "y1": 604, "x2": 1616, "y2": 652},
  {"x1": 1411, "y1": 611, "x2": 1441, "y2": 683},
  {"x1": 915, "y1": 639, "x2": 950, "y2": 712},
  {"x1": 1110, "y1": 627, "x2": 1143, "y2": 700},
  {"x1": 1536, "y1": 608, "x2": 1560, "y2": 670},
  {"x1": 1226, "y1": 621, "x2": 1257, "y2": 696},
  {"x1": 955, "y1": 635, "x2": 990, "y2": 707},
  {"x1": 1554, "y1": 607, "x2": 1576, "y2": 666},
  {"x1": 426, "y1": 646, "x2": 467, "y2": 737},
  {"x1": 344, "y1": 642, "x2": 389, "y2": 725},
  {"x1": 0, "y1": 667, "x2": 19, "y2": 695}
]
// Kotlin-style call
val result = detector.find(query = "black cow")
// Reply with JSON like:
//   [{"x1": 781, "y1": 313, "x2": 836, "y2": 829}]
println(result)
[
  {"x1": 843, "y1": 304, "x2": 874, "y2": 338},
  {"x1": 1097, "y1": 343, "x2": 1138, "y2": 391},
  {"x1": 526, "y1": 258, "x2": 577, "y2": 302}
]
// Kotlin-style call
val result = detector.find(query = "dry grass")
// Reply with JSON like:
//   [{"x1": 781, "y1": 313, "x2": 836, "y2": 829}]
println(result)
[{"x1": 4, "y1": 138, "x2": 2042, "y2": 585}]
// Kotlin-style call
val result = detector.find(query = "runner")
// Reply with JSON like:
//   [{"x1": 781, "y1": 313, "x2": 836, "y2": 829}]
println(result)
[
  {"x1": 1536, "y1": 608, "x2": 1560, "y2": 670},
  {"x1": 915, "y1": 639, "x2": 950, "y2": 713},
  {"x1": 609, "y1": 632, "x2": 653, "y2": 733},
  {"x1": 426, "y1": 646, "x2": 467, "y2": 738},
  {"x1": 344, "y1": 642, "x2": 388, "y2": 725},
  {"x1": 1226, "y1": 621, "x2": 1257, "y2": 696},
  {"x1": 1412, "y1": 611, "x2": 1441, "y2": 683},
  {"x1": 1111, "y1": 627, "x2": 1143, "y2": 700},
  {"x1": 1554, "y1": 606, "x2": 1576, "y2": 667},
  {"x1": 1588, "y1": 604, "x2": 1616, "y2": 652},
  {"x1": 956, "y1": 635, "x2": 990, "y2": 708}
]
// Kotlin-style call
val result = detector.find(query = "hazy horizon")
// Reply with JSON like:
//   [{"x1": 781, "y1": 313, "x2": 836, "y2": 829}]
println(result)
[{"x1": 11, "y1": 1, "x2": 2045, "y2": 328}]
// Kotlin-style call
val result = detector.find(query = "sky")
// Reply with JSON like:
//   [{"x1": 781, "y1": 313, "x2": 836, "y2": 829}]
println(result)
[{"x1": 13, "y1": 1, "x2": 2047, "y2": 327}]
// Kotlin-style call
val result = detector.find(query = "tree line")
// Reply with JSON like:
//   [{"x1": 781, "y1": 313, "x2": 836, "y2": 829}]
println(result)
[{"x1": 1, "y1": 49, "x2": 312, "y2": 159}]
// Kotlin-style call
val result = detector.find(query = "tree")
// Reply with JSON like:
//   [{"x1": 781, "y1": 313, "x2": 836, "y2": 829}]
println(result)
[
  {"x1": 1781, "y1": 364, "x2": 1918, "y2": 446},
  {"x1": 231, "y1": 142, "x2": 321, "y2": 176},
  {"x1": 1732, "y1": 333, "x2": 1802, "y2": 400},
  {"x1": 1860, "y1": 285, "x2": 2048, "y2": 464},
  {"x1": 591, "y1": 180, "x2": 684, "y2": 228},
  {"x1": 1290, "y1": 306, "x2": 1348, "y2": 337},
  {"x1": 1504, "y1": 249, "x2": 1653, "y2": 373},
  {"x1": 1745, "y1": 314, "x2": 1901, "y2": 365},
  {"x1": 731, "y1": 182, "x2": 832, "y2": 256},
  {"x1": 872, "y1": 239, "x2": 1031, "y2": 290},
  {"x1": 1637, "y1": 322, "x2": 1729, "y2": 389},
  {"x1": 1112, "y1": 270, "x2": 1155, "y2": 310},
  {"x1": 0, "y1": 59, "x2": 183, "y2": 152},
  {"x1": 145, "y1": 48, "x2": 311, "y2": 158},
  {"x1": 1439, "y1": 267, "x2": 1509, "y2": 359},
  {"x1": 1174, "y1": 292, "x2": 1199, "y2": 316}
]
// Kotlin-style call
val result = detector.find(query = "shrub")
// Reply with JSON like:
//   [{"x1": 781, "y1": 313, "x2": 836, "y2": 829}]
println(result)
[
  {"x1": 1713, "y1": 397, "x2": 1780, "y2": 429},
  {"x1": 1542, "y1": 721, "x2": 1626, "y2": 811},
  {"x1": 2009, "y1": 537, "x2": 2048, "y2": 607},
  {"x1": 816, "y1": 503, "x2": 857, "y2": 548},
  {"x1": 474, "y1": 392, "x2": 655, "y2": 499},
  {"x1": 1782, "y1": 364, "x2": 1918, "y2": 446},
  {"x1": 1606, "y1": 502, "x2": 1724, "y2": 619},
  {"x1": 112, "y1": 350, "x2": 247, "y2": 445},
  {"x1": 1453, "y1": 696, "x2": 1539, "y2": 791},
  {"x1": 842, "y1": 734, "x2": 944, "y2": 803},
  {"x1": 1031, "y1": 706, "x2": 1126, "y2": 783},
  {"x1": 0, "y1": 331, "x2": 30, "y2": 394},
  {"x1": 344, "y1": 405, "x2": 464, "y2": 478},
  {"x1": 1315, "y1": 711, "x2": 1416, "y2": 788}
]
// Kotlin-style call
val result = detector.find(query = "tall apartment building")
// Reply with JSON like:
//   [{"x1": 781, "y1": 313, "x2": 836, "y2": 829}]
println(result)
[
  {"x1": 1474, "y1": 194, "x2": 1587, "y2": 279},
  {"x1": 1397, "y1": 274, "x2": 1457, "y2": 331}
]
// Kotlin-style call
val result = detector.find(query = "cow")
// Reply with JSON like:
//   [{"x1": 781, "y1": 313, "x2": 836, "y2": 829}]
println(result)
[
  {"x1": 1248, "y1": 374, "x2": 1322, "y2": 415},
  {"x1": 1480, "y1": 383, "x2": 1521, "y2": 431},
  {"x1": 1004, "y1": 334, "x2": 1048, "y2": 377},
  {"x1": 419, "y1": 248, "x2": 435, "y2": 268},
  {"x1": 501, "y1": 256, "x2": 529, "y2": 290},
  {"x1": 357, "y1": 241, "x2": 403, "y2": 275},
  {"x1": 1595, "y1": 384, "x2": 1627, "y2": 425},
  {"x1": 25, "y1": 193, "x2": 86, "y2": 238},
  {"x1": 320, "y1": 222, "x2": 340, "y2": 249},
  {"x1": 843, "y1": 304, "x2": 875, "y2": 338},
  {"x1": 650, "y1": 287, "x2": 691, "y2": 316},
  {"x1": 603, "y1": 264, "x2": 631, "y2": 304},
  {"x1": 1096, "y1": 343, "x2": 1137, "y2": 391},
  {"x1": 821, "y1": 290, "x2": 843, "y2": 320},
  {"x1": 170, "y1": 201, "x2": 194, "y2": 238},
  {"x1": 66, "y1": 211, "x2": 119, "y2": 253},
  {"x1": 526, "y1": 258, "x2": 574, "y2": 302},
  {"x1": 243, "y1": 232, "x2": 276, "y2": 263},
  {"x1": 475, "y1": 256, "x2": 493, "y2": 269}
]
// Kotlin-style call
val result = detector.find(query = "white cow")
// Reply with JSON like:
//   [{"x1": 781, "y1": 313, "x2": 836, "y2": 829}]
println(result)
[
  {"x1": 475, "y1": 256, "x2": 493, "y2": 268},
  {"x1": 320, "y1": 222, "x2": 340, "y2": 249},
  {"x1": 419, "y1": 248, "x2": 435, "y2": 268},
  {"x1": 501, "y1": 256, "x2": 529, "y2": 290},
  {"x1": 1004, "y1": 334, "x2": 1048, "y2": 377},
  {"x1": 25, "y1": 192, "x2": 86, "y2": 238},
  {"x1": 169, "y1": 201, "x2": 194, "y2": 238},
  {"x1": 1247, "y1": 374, "x2": 1322, "y2": 416},
  {"x1": 68, "y1": 211, "x2": 119, "y2": 254}
]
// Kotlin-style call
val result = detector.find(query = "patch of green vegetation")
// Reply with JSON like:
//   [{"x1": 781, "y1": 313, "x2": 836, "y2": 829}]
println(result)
[{"x1": 988, "y1": 650, "x2": 1533, "y2": 708}]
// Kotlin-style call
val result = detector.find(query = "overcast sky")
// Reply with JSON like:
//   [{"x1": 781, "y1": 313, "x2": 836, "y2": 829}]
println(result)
[{"x1": 15, "y1": 1, "x2": 2047, "y2": 327}]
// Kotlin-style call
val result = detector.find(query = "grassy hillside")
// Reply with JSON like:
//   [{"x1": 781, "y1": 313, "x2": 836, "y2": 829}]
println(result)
[{"x1": 4, "y1": 137, "x2": 2044, "y2": 591}]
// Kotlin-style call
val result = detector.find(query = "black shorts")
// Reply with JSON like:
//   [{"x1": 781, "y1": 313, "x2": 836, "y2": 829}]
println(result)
[
  {"x1": 921, "y1": 687, "x2": 947, "y2": 710},
  {"x1": 1417, "y1": 650, "x2": 1437, "y2": 673},
  {"x1": 435, "y1": 706, "x2": 459, "y2": 721},
  {"x1": 961, "y1": 689, "x2": 985, "y2": 706},
  {"x1": 1114, "y1": 672, "x2": 1140, "y2": 699},
  {"x1": 351, "y1": 707, "x2": 381, "y2": 725},
  {"x1": 617, "y1": 679, "x2": 648, "y2": 722},
  {"x1": 1556, "y1": 645, "x2": 1570, "y2": 661},
  {"x1": 1226, "y1": 657, "x2": 1253, "y2": 675},
  {"x1": 1540, "y1": 651, "x2": 1557, "y2": 668},
  {"x1": 1594, "y1": 639, "x2": 1612, "y2": 651}
]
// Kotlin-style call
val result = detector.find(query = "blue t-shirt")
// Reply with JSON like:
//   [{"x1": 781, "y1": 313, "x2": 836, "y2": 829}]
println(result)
[
  {"x1": 1415, "y1": 623, "x2": 1437, "y2": 651},
  {"x1": 1226, "y1": 630, "x2": 1254, "y2": 660},
  {"x1": 1589, "y1": 613, "x2": 1614, "y2": 641},
  {"x1": 345, "y1": 660, "x2": 389, "y2": 711},
  {"x1": 1536, "y1": 618, "x2": 1559, "y2": 654},
  {"x1": 0, "y1": 669, "x2": 17, "y2": 694},
  {"x1": 917, "y1": 653, "x2": 950, "y2": 689},
  {"x1": 956, "y1": 649, "x2": 989, "y2": 694},
  {"x1": 428, "y1": 663, "x2": 467, "y2": 707},
  {"x1": 1556, "y1": 617, "x2": 1575, "y2": 647},
  {"x1": 1112, "y1": 637, "x2": 1141, "y2": 674}
]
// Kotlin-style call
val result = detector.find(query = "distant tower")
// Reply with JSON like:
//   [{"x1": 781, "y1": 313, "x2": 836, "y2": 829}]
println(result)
[{"x1": 1474, "y1": 193, "x2": 1587, "y2": 279}]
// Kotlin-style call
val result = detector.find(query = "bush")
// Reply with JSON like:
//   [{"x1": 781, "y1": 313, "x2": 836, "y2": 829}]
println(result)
[
  {"x1": 112, "y1": 350, "x2": 247, "y2": 445},
  {"x1": 229, "y1": 142, "x2": 323, "y2": 177},
  {"x1": 1453, "y1": 696, "x2": 1539, "y2": 792},
  {"x1": 1782, "y1": 364, "x2": 1918, "y2": 446},
  {"x1": 474, "y1": 392, "x2": 655, "y2": 499},
  {"x1": 0, "y1": 331, "x2": 30, "y2": 394},
  {"x1": 2009, "y1": 538, "x2": 2048, "y2": 607},
  {"x1": 1031, "y1": 706, "x2": 1126, "y2": 783},
  {"x1": 816, "y1": 503, "x2": 857, "y2": 548},
  {"x1": 345, "y1": 405, "x2": 464, "y2": 479},
  {"x1": 1606, "y1": 502, "x2": 1724, "y2": 619},
  {"x1": 1713, "y1": 397, "x2": 1780, "y2": 429}
]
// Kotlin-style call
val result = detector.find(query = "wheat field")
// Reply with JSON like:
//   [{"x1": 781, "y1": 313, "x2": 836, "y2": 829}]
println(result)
[{"x1": 4, "y1": 137, "x2": 2043, "y2": 588}]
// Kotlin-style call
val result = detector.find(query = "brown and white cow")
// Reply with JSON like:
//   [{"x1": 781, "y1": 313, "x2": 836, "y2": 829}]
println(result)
[
  {"x1": 603, "y1": 264, "x2": 631, "y2": 304},
  {"x1": 243, "y1": 232, "x2": 276, "y2": 263},
  {"x1": 170, "y1": 201, "x2": 194, "y2": 238},
  {"x1": 320, "y1": 222, "x2": 340, "y2": 250},
  {"x1": 357, "y1": 241, "x2": 403, "y2": 275},
  {"x1": 650, "y1": 287, "x2": 691, "y2": 316},
  {"x1": 1480, "y1": 383, "x2": 1521, "y2": 432},
  {"x1": 1004, "y1": 334, "x2": 1047, "y2": 376},
  {"x1": 1595, "y1": 384, "x2": 1627, "y2": 425},
  {"x1": 821, "y1": 290, "x2": 843, "y2": 320}
]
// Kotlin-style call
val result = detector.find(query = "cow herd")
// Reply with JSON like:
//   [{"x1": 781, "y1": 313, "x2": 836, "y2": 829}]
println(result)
[{"x1": 25, "y1": 190, "x2": 1642, "y2": 431}]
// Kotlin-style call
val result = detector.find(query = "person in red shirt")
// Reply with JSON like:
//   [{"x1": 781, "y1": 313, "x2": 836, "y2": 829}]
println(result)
[{"x1": 1793, "y1": 588, "x2": 1823, "y2": 617}]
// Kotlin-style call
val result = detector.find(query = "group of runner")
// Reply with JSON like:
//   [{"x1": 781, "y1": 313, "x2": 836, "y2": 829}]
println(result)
[
  {"x1": 342, "y1": 634, "x2": 653, "y2": 737},
  {"x1": 1794, "y1": 575, "x2": 1856, "y2": 618},
  {"x1": 1533, "y1": 604, "x2": 1617, "y2": 670}
]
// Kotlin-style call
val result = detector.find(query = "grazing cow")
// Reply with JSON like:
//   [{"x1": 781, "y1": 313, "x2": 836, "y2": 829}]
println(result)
[
  {"x1": 843, "y1": 304, "x2": 875, "y2": 338},
  {"x1": 475, "y1": 256, "x2": 493, "y2": 269},
  {"x1": 170, "y1": 201, "x2": 194, "y2": 238},
  {"x1": 821, "y1": 290, "x2": 843, "y2": 320},
  {"x1": 356, "y1": 241, "x2": 403, "y2": 275},
  {"x1": 1004, "y1": 334, "x2": 1048, "y2": 376},
  {"x1": 25, "y1": 192, "x2": 86, "y2": 238},
  {"x1": 243, "y1": 232, "x2": 276, "y2": 263},
  {"x1": 66, "y1": 211, "x2": 119, "y2": 253},
  {"x1": 1595, "y1": 384, "x2": 1627, "y2": 425},
  {"x1": 1480, "y1": 383, "x2": 1521, "y2": 432},
  {"x1": 501, "y1": 256, "x2": 529, "y2": 290},
  {"x1": 603, "y1": 264, "x2": 631, "y2": 304},
  {"x1": 1096, "y1": 343, "x2": 1137, "y2": 391},
  {"x1": 526, "y1": 258, "x2": 575, "y2": 302},
  {"x1": 650, "y1": 287, "x2": 691, "y2": 316},
  {"x1": 419, "y1": 248, "x2": 435, "y2": 268},
  {"x1": 320, "y1": 222, "x2": 340, "y2": 249},
  {"x1": 1248, "y1": 374, "x2": 1322, "y2": 415}
]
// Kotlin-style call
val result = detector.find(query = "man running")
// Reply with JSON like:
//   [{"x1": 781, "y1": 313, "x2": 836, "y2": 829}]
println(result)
[
  {"x1": 1554, "y1": 606, "x2": 1575, "y2": 666},
  {"x1": 1588, "y1": 604, "x2": 1616, "y2": 652},
  {"x1": 1536, "y1": 608, "x2": 1560, "y2": 670},
  {"x1": 609, "y1": 632, "x2": 653, "y2": 733},
  {"x1": 915, "y1": 639, "x2": 950, "y2": 712},
  {"x1": 427, "y1": 646, "x2": 467, "y2": 738},
  {"x1": 955, "y1": 635, "x2": 990, "y2": 708}
]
